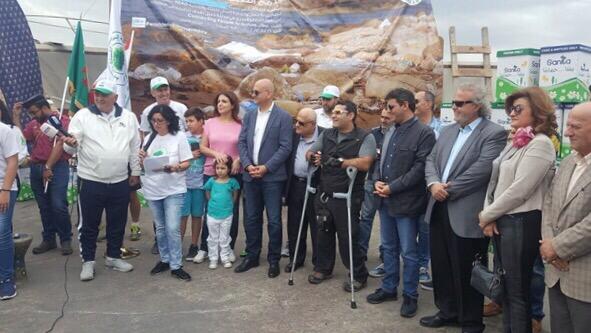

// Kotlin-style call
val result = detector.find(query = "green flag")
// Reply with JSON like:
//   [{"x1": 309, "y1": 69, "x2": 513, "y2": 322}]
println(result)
[{"x1": 67, "y1": 21, "x2": 90, "y2": 112}]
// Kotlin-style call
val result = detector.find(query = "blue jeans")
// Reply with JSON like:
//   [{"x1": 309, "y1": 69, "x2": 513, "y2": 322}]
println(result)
[
  {"x1": 243, "y1": 180, "x2": 284, "y2": 264},
  {"x1": 531, "y1": 255, "x2": 545, "y2": 321},
  {"x1": 358, "y1": 180, "x2": 383, "y2": 261},
  {"x1": 379, "y1": 207, "x2": 419, "y2": 298},
  {"x1": 417, "y1": 214, "x2": 430, "y2": 269},
  {"x1": 30, "y1": 161, "x2": 71, "y2": 242},
  {"x1": 0, "y1": 191, "x2": 17, "y2": 280},
  {"x1": 148, "y1": 193, "x2": 184, "y2": 270}
]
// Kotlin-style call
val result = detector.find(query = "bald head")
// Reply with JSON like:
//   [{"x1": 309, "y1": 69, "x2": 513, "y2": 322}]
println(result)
[
  {"x1": 253, "y1": 78, "x2": 275, "y2": 107},
  {"x1": 295, "y1": 107, "x2": 317, "y2": 137},
  {"x1": 565, "y1": 102, "x2": 591, "y2": 156}
]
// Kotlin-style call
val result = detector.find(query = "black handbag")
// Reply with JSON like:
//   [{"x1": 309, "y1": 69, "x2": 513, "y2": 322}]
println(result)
[{"x1": 470, "y1": 236, "x2": 505, "y2": 304}]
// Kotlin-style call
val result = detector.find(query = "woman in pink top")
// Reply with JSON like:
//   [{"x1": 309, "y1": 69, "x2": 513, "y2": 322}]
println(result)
[{"x1": 195, "y1": 92, "x2": 243, "y2": 262}]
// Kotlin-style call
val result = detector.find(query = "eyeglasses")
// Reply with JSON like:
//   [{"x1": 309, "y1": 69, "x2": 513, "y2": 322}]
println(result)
[
  {"x1": 251, "y1": 90, "x2": 260, "y2": 97},
  {"x1": 150, "y1": 118, "x2": 166, "y2": 124},
  {"x1": 452, "y1": 100, "x2": 474, "y2": 108},
  {"x1": 331, "y1": 110, "x2": 348, "y2": 116},
  {"x1": 295, "y1": 120, "x2": 313, "y2": 126},
  {"x1": 506, "y1": 104, "x2": 524, "y2": 116}
]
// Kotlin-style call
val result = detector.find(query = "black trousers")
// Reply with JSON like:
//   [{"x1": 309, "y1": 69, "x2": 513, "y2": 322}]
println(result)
[
  {"x1": 78, "y1": 178, "x2": 130, "y2": 262},
  {"x1": 495, "y1": 210, "x2": 541, "y2": 333},
  {"x1": 314, "y1": 193, "x2": 368, "y2": 282},
  {"x1": 287, "y1": 178, "x2": 318, "y2": 266},
  {"x1": 430, "y1": 202, "x2": 487, "y2": 332}
]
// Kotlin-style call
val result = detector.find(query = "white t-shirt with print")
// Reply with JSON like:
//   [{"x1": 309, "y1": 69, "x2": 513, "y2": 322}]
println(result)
[
  {"x1": 0, "y1": 122, "x2": 20, "y2": 191},
  {"x1": 140, "y1": 132, "x2": 193, "y2": 201},
  {"x1": 140, "y1": 100, "x2": 188, "y2": 133}
]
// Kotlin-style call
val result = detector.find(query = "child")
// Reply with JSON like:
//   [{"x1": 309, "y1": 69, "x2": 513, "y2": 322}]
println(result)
[
  {"x1": 181, "y1": 107, "x2": 206, "y2": 261},
  {"x1": 203, "y1": 157, "x2": 239, "y2": 269}
]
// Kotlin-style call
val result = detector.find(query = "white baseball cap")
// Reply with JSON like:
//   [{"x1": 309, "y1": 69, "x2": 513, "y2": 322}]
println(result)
[
  {"x1": 93, "y1": 79, "x2": 116, "y2": 95},
  {"x1": 320, "y1": 85, "x2": 340, "y2": 99},
  {"x1": 150, "y1": 76, "x2": 169, "y2": 90}
]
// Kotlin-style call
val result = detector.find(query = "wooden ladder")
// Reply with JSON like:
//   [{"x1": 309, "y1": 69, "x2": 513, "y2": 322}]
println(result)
[{"x1": 449, "y1": 26, "x2": 493, "y2": 100}]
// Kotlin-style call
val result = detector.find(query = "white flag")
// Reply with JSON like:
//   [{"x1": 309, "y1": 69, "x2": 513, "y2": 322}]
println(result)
[{"x1": 97, "y1": 0, "x2": 132, "y2": 111}]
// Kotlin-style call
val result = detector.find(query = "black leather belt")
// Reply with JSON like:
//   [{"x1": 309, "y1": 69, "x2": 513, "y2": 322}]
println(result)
[{"x1": 293, "y1": 176, "x2": 307, "y2": 183}]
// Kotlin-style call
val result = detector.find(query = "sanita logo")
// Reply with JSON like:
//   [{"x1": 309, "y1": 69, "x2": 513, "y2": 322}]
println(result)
[
  {"x1": 546, "y1": 55, "x2": 571, "y2": 66},
  {"x1": 504, "y1": 65, "x2": 521, "y2": 73}
]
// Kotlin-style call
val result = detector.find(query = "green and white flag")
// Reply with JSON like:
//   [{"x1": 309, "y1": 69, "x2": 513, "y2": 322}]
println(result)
[{"x1": 67, "y1": 21, "x2": 91, "y2": 112}]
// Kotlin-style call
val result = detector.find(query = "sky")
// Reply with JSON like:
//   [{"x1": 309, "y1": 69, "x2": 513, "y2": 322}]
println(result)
[{"x1": 17, "y1": 0, "x2": 591, "y2": 62}]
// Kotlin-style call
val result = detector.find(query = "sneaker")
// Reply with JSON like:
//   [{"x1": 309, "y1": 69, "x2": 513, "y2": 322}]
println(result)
[
  {"x1": 209, "y1": 261, "x2": 218, "y2": 269},
  {"x1": 369, "y1": 263, "x2": 385, "y2": 278},
  {"x1": 32, "y1": 240, "x2": 57, "y2": 254},
  {"x1": 0, "y1": 279, "x2": 17, "y2": 300},
  {"x1": 343, "y1": 279, "x2": 367, "y2": 292},
  {"x1": 367, "y1": 288, "x2": 398, "y2": 304},
  {"x1": 400, "y1": 295, "x2": 418, "y2": 318},
  {"x1": 120, "y1": 247, "x2": 140, "y2": 260},
  {"x1": 194, "y1": 250, "x2": 208, "y2": 263},
  {"x1": 223, "y1": 261, "x2": 232, "y2": 269},
  {"x1": 185, "y1": 244, "x2": 199, "y2": 262},
  {"x1": 130, "y1": 224, "x2": 141, "y2": 241},
  {"x1": 532, "y1": 319, "x2": 542, "y2": 333},
  {"x1": 105, "y1": 257, "x2": 134, "y2": 272},
  {"x1": 419, "y1": 267, "x2": 431, "y2": 283},
  {"x1": 171, "y1": 268, "x2": 191, "y2": 281},
  {"x1": 60, "y1": 240, "x2": 73, "y2": 256},
  {"x1": 80, "y1": 261, "x2": 95, "y2": 281},
  {"x1": 228, "y1": 251, "x2": 236, "y2": 263},
  {"x1": 151, "y1": 241, "x2": 159, "y2": 255},
  {"x1": 150, "y1": 261, "x2": 170, "y2": 275},
  {"x1": 420, "y1": 281, "x2": 434, "y2": 291},
  {"x1": 281, "y1": 246, "x2": 290, "y2": 258}
]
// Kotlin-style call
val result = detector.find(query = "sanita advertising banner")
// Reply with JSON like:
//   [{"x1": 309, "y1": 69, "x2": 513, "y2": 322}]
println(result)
[{"x1": 121, "y1": 0, "x2": 443, "y2": 127}]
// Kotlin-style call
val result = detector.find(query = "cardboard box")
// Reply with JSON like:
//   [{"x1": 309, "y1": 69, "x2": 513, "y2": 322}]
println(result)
[
  {"x1": 490, "y1": 102, "x2": 511, "y2": 130},
  {"x1": 495, "y1": 48, "x2": 540, "y2": 102},
  {"x1": 559, "y1": 104, "x2": 577, "y2": 159},
  {"x1": 440, "y1": 102, "x2": 455, "y2": 126},
  {"x1": 540, "y1": 44, "x2": 591, "y2": 103}
]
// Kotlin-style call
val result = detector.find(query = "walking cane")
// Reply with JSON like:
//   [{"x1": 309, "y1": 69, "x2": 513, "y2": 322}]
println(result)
[
  {"x1": 333, "y1": 166, "x2": 358, "y2": 309},
  {"x1": 288, "y1": 165, "x2": 318, "y2": 286}
]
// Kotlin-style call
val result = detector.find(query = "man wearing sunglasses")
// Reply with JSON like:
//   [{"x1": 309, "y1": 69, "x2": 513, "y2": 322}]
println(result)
[
  {"x1": 314, "y1": 85, "x2": 340, "y2": 129},
  {"x1": 236, "y1": 79, "x2": 293, "y2": 278},
  {"x1": 63, "y1": 80, "x2": 142, "y2": 281},
  {"x1": 421, "y1": 84, "x2": 506, "y2": 333},
  {"x1": 284, "y1": 108, "x2": 321, "y2": 273},
  {"x1": 366, "y1": 88, "x2": 436, "y2": 318},
  {"x1": 306, "y1": 100, "x2": 374, "y2": 291}
]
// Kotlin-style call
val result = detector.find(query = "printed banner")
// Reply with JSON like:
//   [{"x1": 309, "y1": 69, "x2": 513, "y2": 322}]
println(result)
[{"x1": 122, "y1": 0, "x2": 443, "y2": 127}]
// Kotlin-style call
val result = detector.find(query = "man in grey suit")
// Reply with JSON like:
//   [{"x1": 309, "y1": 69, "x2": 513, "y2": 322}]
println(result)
[
  {"x1": 236, "y1": 78, "x2": 293, "y2": 278},
  {"x1": 419, "y1": 84, "x2": 507, "y2": 333},
  {"x1": 541, "y1": 102, "x2": 591, "y2": 333}
]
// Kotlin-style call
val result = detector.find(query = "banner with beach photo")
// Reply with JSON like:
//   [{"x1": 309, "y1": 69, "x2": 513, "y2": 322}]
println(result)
[{"x1": 121, "y1": 0, "x2": 443, "y2": 128}]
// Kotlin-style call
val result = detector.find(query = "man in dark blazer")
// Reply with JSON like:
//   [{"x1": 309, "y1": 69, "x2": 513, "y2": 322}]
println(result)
[
  {"x1": 367, "y1": 88, "x2": 436, "y2": 318},
  {"x1": 284, "y1": 108, "x2": 322, "y2": 273},
  {"x1": 420, "y1": 84, "x2": 506, "y2": 333},
  {"x1": 236, "y1": 78, "x2": 293, "y2": 278}
]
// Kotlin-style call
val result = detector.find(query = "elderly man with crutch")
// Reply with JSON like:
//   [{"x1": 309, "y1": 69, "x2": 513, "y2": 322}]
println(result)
[{"x1": 305, "y1": 100, "x2": 375, "y2": 308}]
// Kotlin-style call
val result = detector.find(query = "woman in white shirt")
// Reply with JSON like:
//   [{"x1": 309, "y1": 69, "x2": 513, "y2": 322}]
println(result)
[{"x1": 140, "y1": 105, "x2": 193, "y2": 281}]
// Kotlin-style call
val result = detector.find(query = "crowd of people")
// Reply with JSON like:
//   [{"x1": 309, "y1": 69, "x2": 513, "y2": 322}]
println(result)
[{"x1": 1, "y1": 76, "x2": 590, "y2": 333}]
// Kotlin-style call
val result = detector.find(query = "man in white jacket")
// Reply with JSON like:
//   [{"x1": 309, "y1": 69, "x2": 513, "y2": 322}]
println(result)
[{"x1": 63, "y1": 80, "x2": 141, "y2": 281}]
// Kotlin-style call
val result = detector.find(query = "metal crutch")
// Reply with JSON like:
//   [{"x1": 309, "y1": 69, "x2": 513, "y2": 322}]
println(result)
[
  {"x1": 288, "y1": 165, "x2": 318, "y2": 286},
  {"x1": 333, "y1": 166, "x2": 358, "y2": 309}
]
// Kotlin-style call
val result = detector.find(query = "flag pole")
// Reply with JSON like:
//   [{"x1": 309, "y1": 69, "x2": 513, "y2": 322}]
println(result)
[{"x1": 45, "y1": 76, "x2": 69, "y2": 193}]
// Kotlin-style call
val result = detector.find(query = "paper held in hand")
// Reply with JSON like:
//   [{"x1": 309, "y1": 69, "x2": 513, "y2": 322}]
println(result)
[{"x1": 143, "y1": 155, "x2": 169, "y2": 175}]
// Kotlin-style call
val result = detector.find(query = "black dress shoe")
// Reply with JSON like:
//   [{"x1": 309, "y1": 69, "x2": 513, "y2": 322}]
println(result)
[
  {"x1": 171, "y1": 268, "x2": 191, "y2": 281},
  {"x1": 234, "y1": 258, "x2": 259, "y2": 273},
  {"x1": 150, "y1": 261, "x2": 170, "y2": 275},
  {"x1": 419, "y1": 313, "x2": 458, "y2": 328},
  {"x1": 268, "y1": 263, "x2": 280, "y2": 278},
  {"x1": 366, "y1": 288, "x2": 398, "y2": 304},
  {"x1": 284, "y1": 262, "x2": 303, "y2": 273},
  {"x1": 32, "y1": 240, "x2": 57, "y2": 254}
]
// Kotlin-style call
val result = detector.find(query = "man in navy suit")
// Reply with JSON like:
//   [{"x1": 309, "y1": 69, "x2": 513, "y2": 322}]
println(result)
[{"x1": 236, "y1": 78, "x2": 293, "y2": 278}]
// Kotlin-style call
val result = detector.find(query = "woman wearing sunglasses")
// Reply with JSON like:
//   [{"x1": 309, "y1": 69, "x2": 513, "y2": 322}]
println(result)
[{"x1": 478, "y1": 87, "x2": 558, "y2": 332}]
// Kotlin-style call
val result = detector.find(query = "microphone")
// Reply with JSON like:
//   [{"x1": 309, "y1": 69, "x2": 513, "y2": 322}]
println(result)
[
  {"x1": 48, "y1": 115, "x2": 72, "y2": 137},
  {"x1": 40, "y1": 123, "x2": 59, "y2": 139}
]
